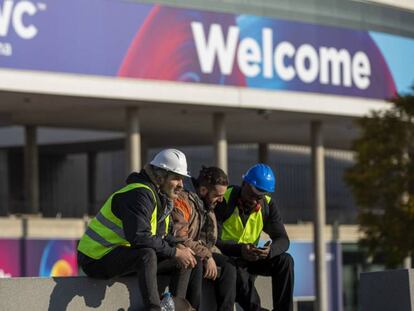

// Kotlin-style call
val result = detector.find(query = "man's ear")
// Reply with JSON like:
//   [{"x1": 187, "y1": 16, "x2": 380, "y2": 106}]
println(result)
[
  {"x1": 198, "y1": 186, "x2": 208, "y2": 197},
  {"x1": 156, "y1": 175, "x2": 166, "y2": 186}
]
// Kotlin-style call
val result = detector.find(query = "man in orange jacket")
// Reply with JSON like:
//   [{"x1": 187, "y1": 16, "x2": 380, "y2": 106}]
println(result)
[{"x1": 172, "y1": 166, "x2": 237, "y2": 311}]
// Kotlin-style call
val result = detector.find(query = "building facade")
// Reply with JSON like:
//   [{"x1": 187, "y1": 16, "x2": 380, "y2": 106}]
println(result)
[
  {"x1": 0, "y1": 0, "x2": 413, "y2": 219},
  {"x1": 0, "y1": 1, "x2": 413, "y2": 309}
]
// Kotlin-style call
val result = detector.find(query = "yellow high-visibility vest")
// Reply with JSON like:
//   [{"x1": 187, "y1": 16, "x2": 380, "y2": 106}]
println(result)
[
  {"x1": 221, "y1": 187, "x2": 271, "y2": 244},
  {"x1": 78, "y1": 183, "x2": 166, "y2": 260}
]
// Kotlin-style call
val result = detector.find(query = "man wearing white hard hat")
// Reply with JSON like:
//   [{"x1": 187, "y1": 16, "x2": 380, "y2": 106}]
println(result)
[{"x1": 77, "y1": 149, "x2": 197, "y2": 311}]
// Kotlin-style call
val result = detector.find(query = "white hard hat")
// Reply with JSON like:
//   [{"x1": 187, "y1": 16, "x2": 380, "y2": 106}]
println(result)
[{"x1": 150, "y1": 149, "x2": 190, "y2": 177}]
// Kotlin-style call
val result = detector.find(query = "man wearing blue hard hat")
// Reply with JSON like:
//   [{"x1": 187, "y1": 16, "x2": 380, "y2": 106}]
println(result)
[{"x1": 215, "y1": 164, "x2": 294, "y2": 311}]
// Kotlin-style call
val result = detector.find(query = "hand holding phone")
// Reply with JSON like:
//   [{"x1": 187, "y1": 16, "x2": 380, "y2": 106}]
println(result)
[
  {"x1": 260, "y1": 240, "x2": 272, "y2": 249},
  {"x1": 241, "y1": 244, "x2": 260, "y2": 262},
  {"x1": 256, "y1": 240, "x2": 272, "y2": 250},
  {"x1": 253, "y1": 240, "x2": 272, "y2": 259}
]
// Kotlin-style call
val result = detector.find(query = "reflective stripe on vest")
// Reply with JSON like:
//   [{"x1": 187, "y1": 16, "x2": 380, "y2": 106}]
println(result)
[
  {"x1": 221, "y1": 187, "x2": 271, "y2": 244},
  {"x1": 165, "y1": 215, "x2": 170, "y2": 234},
  {"x1": 78, "y1": 183, "x2": 158, "y2": 260}
]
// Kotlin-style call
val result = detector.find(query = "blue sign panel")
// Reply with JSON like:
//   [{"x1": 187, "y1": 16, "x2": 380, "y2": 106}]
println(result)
[{"x1": 1, "y1": 0, "x2": 413, "y2": 100}]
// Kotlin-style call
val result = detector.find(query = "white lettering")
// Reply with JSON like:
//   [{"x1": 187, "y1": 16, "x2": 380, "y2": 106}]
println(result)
[
  {"x1": 262, "y1": 28, "x2": 273, "y2": 78},
  {"x1": 192, "y1": 24, "x2": 371, "y2": 90},
  {"x1": 0, "y1": 269, "x2": 12, "y2": 278},
  {"x1": 191, "y1": 22, "x2": 239, "y2": 75},
  {"x1": 0, "y1": 0, "x2": 14, "y2": 37},
  {"x1": 352, "y1": 51, "x2": 371, "y2": 90},
  {"x1": 237, "y1": 37, "x2": 261, "y2": 77},
  {"x1": 319, "y1": 47, "x2": 352, "y2": 86},
  {"x1": 0, "y1": 41, "x2": 12, "y2": 56},
  {"x1": 13, "y1": 1, "x2": 37, "y2": 39},
  {"x1": 274, "y1": 41, "x2": 295, "y2": 81},
  {"x1": 295, "y1": 44, "x2": 319, "y2": 83},
  {"x1": 0, "y1": 0, "x2": 44, "y2": 40}
]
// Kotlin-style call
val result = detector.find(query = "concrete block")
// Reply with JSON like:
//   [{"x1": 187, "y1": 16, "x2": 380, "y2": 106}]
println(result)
[
  {"x1": 359, "y1": 269, "x2": 414, "y2": 311},
  {"x1": 0, "y1": 276, "x2": 143, "y2": 311},
  {"x1": 27, "y1": 218, "x2": 85, "y2": 238},
  {"x1": 255, "y1": 276, "x2": 273, "y2": 309},
  {"x1": 0, "y1": 217, "x2": 23, "y2": 238},
  {"x1": 0, "y1": 274, "x2": 273, "y2": 310}
]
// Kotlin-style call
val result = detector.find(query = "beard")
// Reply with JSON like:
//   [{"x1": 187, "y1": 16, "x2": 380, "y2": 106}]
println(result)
[
  {"x1": 202, "y1": 197, "x2": 215, "y2": 211},
  {"x1": 161, "y1": 185, "x2": 180, "y2": 199}
]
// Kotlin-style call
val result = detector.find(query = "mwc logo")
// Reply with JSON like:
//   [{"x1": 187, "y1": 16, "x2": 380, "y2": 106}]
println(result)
[
  {"x1": 191, "y1": 22, "x2": 371, "y2": 90},
  {"x1": 0, "y1": 0, "x2": 46, "y2": 40}
]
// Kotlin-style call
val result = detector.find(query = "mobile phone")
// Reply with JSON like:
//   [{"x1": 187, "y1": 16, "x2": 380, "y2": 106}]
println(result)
[{"x1": 256, "y1": 240, "x2": 272, "y2": 249}]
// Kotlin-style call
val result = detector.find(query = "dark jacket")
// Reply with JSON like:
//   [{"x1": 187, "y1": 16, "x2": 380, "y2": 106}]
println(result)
[
  {"x1": 78, "y1": 170, "x2": 176, "y2": 266},
  {"x1": 215, "y1": 185, "x2": 289, "y2": 259}
]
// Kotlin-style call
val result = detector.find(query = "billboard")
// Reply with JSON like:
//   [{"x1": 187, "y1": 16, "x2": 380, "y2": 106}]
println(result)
[
  {"x1": 0, "y1": 239, "x2": 21, "y2": 277},
  {"x1": 0, "y1": 0, "x2": 413, "y2": 100},
  {"x1": 290, "y1": 241, "x2": 343, "y2": 311},
  {"x1": 24, "y1": 239, "x2": 78, "y2": 277}
]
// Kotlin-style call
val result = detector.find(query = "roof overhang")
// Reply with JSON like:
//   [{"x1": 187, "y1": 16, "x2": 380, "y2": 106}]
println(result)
[{"x1": 0, "y1": 69, "x2": 392, "y2": 150}]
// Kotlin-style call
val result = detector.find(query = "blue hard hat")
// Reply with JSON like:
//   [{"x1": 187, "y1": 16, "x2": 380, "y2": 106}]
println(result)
[{"x1": 243, "y1": 164, "x2": 275, "y2": 193}]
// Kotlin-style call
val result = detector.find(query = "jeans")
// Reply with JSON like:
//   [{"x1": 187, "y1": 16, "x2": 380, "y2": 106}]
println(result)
[
  {"x1": 186, "y1": 253, "x2": 237, "y2": 311},
  {"x1": 235, "y1": 253, "x2": 294, "y2": 311}
]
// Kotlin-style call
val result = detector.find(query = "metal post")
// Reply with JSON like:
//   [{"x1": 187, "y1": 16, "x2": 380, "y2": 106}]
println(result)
[
  {"x1": 126, "y1": 107, "x2": 141, "y2": 174},
  {"x1": 214, "y1": 112, "x2": 228, "y2": 173},
  {"x1": 311, "y1": 121, "x2": 328, "y2": 311},
  {"x1": 24, "y1": 125, "x2": 39, "y2": 214},
  {"x1": 258, "y1": 143, "x2": 269, "y2": 164}
]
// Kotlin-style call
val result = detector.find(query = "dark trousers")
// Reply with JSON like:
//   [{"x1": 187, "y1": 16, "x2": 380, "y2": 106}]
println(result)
[
  {"x1": 186, "y1": 253, "x2": 237, "y2": 311},
  {"x1": 235, "y1": 253, "x2": 294, "y2": 311},
  {"x1": 80, "y1": 247, "x2": 191, "y2": 311}
]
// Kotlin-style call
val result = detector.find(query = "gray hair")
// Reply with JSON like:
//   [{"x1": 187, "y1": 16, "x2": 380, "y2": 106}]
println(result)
[
  {"x1": 152, "y1": 165, "x2": 169, "y2": 180},
  {"x1": 144, "y1": 163, "x2": 169, "y2": 186}
]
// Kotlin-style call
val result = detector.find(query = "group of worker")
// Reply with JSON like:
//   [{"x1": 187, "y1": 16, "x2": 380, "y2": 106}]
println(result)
[{"x1": 77, "y1": 148, "x2": 294, "y2": 311}]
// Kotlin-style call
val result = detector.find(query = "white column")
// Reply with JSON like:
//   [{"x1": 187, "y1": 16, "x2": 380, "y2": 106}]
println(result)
[
  {"x1": 311, "y1": 121, "x2": 328, "y2": 311},
  {"x1": 24, "y1": 125, "x2": 39, "y2": 214},
  {"x1": 141, "y1": 141, "x2": 148, "y2": 167},
  {"x1": 258, "y1": 143, "x2": 269, "y2": 164},
  {"x1": 213, "y1": 112, "x2": 228, "y2": 173},
  {"x1": 126, "y1": 107, "x2": 141, "y2": 173}
]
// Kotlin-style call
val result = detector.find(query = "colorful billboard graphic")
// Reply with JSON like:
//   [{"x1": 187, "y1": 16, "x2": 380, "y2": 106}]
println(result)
[
  {"x1": 0, "y1": 0, "x2": 413, "y2": 100},
  {"x1": 25, "y1": 239, "x2": 78, "y2": 277},
  {"x1": 290, "y1": 241, "x2": 343, "y2": 311},
  {"x1": 0, "y1": 239, "x2": 21, "y2": 277}
]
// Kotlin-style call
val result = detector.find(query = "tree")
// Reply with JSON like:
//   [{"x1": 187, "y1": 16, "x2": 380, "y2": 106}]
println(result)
[{"x1": 345, "y1": 88, "x2": 414, "y2": 267}]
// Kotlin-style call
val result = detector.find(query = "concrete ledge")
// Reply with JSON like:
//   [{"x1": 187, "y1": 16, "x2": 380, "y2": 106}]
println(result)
[
  {"x1": 0, "y1": 217, "x2": 86, "y2": 239},
  {"x1": 0, "y1": 275, "x2": 272, "y2": 310},
  {"x1": 0, "y1": 218, "x2": 23, "y2": 238},
  {"x1": 0, "y1": 276, "x2": 226, "y2": 310},
  {"x1": 0, "y1": 276, "x2": 143, "y2": 311},
  {"x1": 359, "y1": 269, "x2": 414, "y2": 311},
  {"x1": 26, "y1": 218, "x2": 85, "y2": 239}
]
